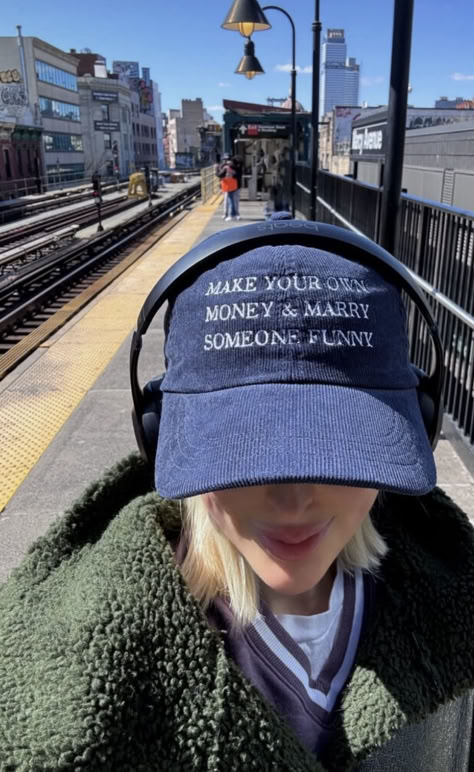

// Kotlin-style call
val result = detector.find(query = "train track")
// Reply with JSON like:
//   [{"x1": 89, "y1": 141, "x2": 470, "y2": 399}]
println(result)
[
  {"x1": 0, "y1": 180, "x2": 129, "y2": 223},
  {"x1": 0, "y1": 194, "x2": 138, "y2": 250},
  {"x1": 0, "y1": 183, "x2": 200, "y2": 378}
]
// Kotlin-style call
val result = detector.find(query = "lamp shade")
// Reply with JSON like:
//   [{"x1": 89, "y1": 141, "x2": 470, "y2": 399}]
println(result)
[
  {"x1": 235, "y1": 38, "x2": 264, "y2": 78},
  {"x1": 222, "y1": 0, "x2": 271, "y2": 37}
]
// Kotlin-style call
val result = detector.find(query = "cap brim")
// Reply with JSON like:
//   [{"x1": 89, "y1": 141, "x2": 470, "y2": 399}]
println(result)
[{"x1": 155, "y1": 384, "x2": 436, "y2": 498}]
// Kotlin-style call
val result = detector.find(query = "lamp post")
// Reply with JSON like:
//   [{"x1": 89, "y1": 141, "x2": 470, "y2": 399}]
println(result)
[
  {"x1": 379, "y1": 0, "x2": 414, "y2": 254},
  {"x1": 223, "y1": 1, "x2": 297, "y2": 218},
  {"x1": 310, "y1": 1, "x2": 322, "y2": 221}
]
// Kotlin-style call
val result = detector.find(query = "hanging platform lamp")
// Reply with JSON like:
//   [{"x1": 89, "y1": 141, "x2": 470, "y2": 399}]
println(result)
[
  {"x1": 235, "y1": 38, "x2": 265, "y2": 79},
  {"x1": 222, "y1": 0, "x2": 271, "y2": 38}
]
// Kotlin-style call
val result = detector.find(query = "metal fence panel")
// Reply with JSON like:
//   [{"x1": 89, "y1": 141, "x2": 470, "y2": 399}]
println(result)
[{"x1": 296, "y1": 163, "x2": 474, "y2": 446}]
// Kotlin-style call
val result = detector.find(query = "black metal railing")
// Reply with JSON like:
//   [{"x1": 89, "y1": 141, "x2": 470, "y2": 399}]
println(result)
[{"x1": 296, "y1": 163, "x2": 474, "y2": 447}]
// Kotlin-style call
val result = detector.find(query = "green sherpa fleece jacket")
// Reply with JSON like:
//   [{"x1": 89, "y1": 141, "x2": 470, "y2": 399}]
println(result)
[{"x1": 1, "y1": 453, "x2": 474, "y2": 771}]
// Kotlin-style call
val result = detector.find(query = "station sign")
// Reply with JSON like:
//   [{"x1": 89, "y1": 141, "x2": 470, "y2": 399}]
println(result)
[
  {"x1": 351, "y1": 122, "x2": 386, "y2": 159},
  {"x1": 238, "y1": 123, "x2": 288, "y2": 139},
  {"x1": 94, "y1": 120, "x2": 120, "y2": 132},
  {"x1": 92, "y1": 91, "x2": 119, "y2": 103}
]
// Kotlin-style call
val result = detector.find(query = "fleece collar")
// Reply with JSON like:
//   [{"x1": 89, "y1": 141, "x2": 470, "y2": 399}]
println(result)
[
  {"x1": 39, "y1": 454, "x2": 474, "y2": 771},
  {"x1": 320, "y1": 488, "x2": 474, "y2": 769},
  {"x1": 124, "y1": 457, "x2": 473, "y2": 770}
]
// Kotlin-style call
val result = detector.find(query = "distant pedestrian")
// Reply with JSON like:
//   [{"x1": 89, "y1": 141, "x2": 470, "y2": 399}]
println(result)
[
  {"x1": 256, "y1": 148, "x2": 266, "y2": 198},
  {"x1": 231, "y1": 154, "x2": 243, "y2": 219},
  {"x1": 217, "y1": 153, "x2": 239, "y2": 221}
]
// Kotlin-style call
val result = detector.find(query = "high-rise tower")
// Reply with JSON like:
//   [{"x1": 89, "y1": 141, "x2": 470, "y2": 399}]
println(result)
[{"x1": 320, "y1": 29, "x2": 360, "y2": 116}]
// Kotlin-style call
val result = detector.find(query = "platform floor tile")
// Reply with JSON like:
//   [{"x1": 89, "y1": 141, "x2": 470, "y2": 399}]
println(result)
[{"x1": 0, "y1": 197, "x2": 220, "y2": 512}]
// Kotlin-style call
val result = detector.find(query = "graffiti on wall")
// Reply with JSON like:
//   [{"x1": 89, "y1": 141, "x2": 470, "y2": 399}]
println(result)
[
  {"x1": 408, "y1": 114, "x2": 467, "y2": 129},
  {"x1": 0, "y1": 68, "x2": 27, "y2": 119},
  {"x1": 1, "y1": 85, "x2": 26, "y2": 106},
  {"x1": 0, "y1": 69, "x2": 21, "y2": 84},
  {"x1": 0, "y1": 84, "x2": 27, "y2": 121}
]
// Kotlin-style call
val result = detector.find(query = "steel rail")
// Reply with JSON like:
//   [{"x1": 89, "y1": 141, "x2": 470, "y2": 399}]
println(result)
[
  {"x1": 0, "y1": 195, "x2": 132, "y2": 249},
  {"x1": 0, "y1": 185, "x2": 200, "y2": 338}
]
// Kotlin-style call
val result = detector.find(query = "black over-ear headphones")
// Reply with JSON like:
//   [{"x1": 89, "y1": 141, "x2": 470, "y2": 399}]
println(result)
[{"x1": 130, "y1": 220, "x2": 444, "y2": 468}]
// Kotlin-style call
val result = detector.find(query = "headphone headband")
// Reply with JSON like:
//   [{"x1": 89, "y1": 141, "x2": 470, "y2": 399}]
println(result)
[
  {"x1": 130, "y1": 221, "x2": 444, "y2": 451},
  {"x1": 136, "y1": 221, "x2": 437, "y2": 336}
]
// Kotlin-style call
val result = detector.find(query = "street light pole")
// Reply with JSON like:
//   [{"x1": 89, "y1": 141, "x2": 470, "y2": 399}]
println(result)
[
  {"x1": 310, "y1": 0, "x2": 322, "y2": 221},
  {"x1": 379, "y1": 0, "x2": 414, "y2": 254},
  {"x1": 262, "y1": 6, "x2": 297, "y2": 218}
]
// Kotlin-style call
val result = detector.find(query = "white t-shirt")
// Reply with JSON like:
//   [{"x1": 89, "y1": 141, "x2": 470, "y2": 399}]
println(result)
[{"x1": 275, "y1": 561, "x2": 358, "y2": 680}]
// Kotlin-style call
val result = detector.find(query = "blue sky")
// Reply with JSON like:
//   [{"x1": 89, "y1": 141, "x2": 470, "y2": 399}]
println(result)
[{"x1": 4, "y1": 0, "x2": 474, "y2": 120}]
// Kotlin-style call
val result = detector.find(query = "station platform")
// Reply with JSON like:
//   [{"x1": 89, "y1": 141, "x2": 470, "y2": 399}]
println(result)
[{"x1": 1, "y1": 194, "x2": 473, "y2": 583}]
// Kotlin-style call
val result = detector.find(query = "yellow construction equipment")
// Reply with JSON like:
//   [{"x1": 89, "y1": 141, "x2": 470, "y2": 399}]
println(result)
[{"x1": 127, "y1": 172, "x2": 148, "y2": 199}]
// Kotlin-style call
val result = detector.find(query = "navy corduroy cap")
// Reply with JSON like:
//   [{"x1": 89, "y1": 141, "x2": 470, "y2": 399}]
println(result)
[{"x1": 155, "y1": 236, "x2": 436, "y2": 498}]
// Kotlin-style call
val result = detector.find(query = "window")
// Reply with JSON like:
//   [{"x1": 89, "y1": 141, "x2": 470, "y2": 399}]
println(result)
[
  {"x1": 3, "y1": 149, "x2": 12, "y2": 178},
  {"x1": 39, "y1": 96, "x2": 80, "y2": 122},
  {"x1": 17, "y1": 147, "x2": 24, "y2": 176},
  {"x1": 27, "y1": 148, "x2": 32, "y2": 175},
  {"x1": 46, "y1": 163, "x2": 85, "y2": 184},
  {"x1": 121, "y1": 108, "x2": 127, "y2": 124},
  {"x1": 43, "y1": 132, "x2": 83, "y2": 153},
  {"x1": 35, "y1": 60, "x2": 77, "y2": 91},
  {"x1": 104, "y1": 132, "x2": 111, "y2": 149},
  {"x1": 101, "y1": 104, "x2": 110, "y2": 122}
]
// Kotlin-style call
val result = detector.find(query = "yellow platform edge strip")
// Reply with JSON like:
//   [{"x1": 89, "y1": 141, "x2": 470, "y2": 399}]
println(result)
[
  {"x1": 0, "y1": 199, "x2": 220, "y2": 512},
  {"x1": 0, "y1": 213, "x2": 187, "y2": 380}
]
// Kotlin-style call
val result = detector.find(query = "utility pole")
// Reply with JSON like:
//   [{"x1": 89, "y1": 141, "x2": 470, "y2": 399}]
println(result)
[{"x1": 379, "y1": 0, "x2": 414, "y2": 254}]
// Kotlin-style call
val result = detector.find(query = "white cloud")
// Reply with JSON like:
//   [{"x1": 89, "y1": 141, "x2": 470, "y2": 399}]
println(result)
[
  {"x1": 275, "y1": 64, "x2": 312, "y2": 74},
  {"x1": 206, "y1": 105, "x2": 225, "y2": 112},
  {"x1": 451, "y1": 72, "x2": 474, "y2": 81},
  {"x1": 361, "y1": 75, "x2": 384, "y2": 87},
  {"x1": 218, "y1": 82, "x2": 231, "y2": 87}
]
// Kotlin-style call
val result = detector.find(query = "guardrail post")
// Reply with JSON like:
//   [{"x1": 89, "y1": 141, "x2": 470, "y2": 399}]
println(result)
[{"x1": 415, "y1": 203, "x2": 429, "y2": 277}]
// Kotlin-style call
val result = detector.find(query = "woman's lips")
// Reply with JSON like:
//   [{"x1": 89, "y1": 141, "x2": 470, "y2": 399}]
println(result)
[{"x1": 255, "y1": 521, "x2": 332, "y2": 561}]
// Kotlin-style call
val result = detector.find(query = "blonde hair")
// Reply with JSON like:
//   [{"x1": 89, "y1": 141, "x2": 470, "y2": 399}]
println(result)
[{"x1": 179, "y1": 493, "x2": 388, "y2": 627}]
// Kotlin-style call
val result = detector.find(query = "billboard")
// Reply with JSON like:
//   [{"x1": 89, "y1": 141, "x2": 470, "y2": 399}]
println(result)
[
  {"x1": 175, "y1": 152, "x2": 194, "y2": 169},
  {"x1": 333, "y1": 107, "x2": 362, "y2": 154},
  {"x1": 94, "y1": 121, "x2": 120, "y2": 132},
  {"x1": 92, "y1": 90, "x2": 118, "y2": 103},
  {"x1": 129, "y1": 78, "x2": 153, "y2": 114},
  {"x1": 112, "y1": 60, "x2": 139, "y2": 80}
]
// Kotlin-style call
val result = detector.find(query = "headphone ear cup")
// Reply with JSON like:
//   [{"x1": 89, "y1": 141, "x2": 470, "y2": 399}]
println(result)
[
  {"x1": 412, "y1": 365, "x2": 442, "y2": 450},
  {"x1": 132, "y1": 376, "x2": 164, "y2": 467}
]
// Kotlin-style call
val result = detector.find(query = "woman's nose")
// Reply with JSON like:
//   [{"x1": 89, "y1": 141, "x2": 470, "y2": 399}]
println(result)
[{"x1": 264, "y1": 484, "x2": 315, "y2": 516}]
